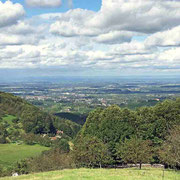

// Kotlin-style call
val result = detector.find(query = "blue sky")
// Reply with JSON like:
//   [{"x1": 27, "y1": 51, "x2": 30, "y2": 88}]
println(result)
[
  {"x1": 1, "y1": 0, "x2": 102, "y2": 16},
  {"x1": 0, "y1": 0, "x2": 179, "y2": 80}
]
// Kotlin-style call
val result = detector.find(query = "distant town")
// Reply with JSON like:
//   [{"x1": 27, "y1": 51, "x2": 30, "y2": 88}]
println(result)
[{"x1": 0, "y1": 78, "x2": 179, "y2": 115}]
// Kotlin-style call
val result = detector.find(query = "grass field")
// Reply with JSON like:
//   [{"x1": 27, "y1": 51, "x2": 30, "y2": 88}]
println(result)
[
  {"x1": 1, "y1": 168, "x2": 180, "y2": 180},
  {"x1": 0, "y1": 144, "x2": 49, "y2": 168}
]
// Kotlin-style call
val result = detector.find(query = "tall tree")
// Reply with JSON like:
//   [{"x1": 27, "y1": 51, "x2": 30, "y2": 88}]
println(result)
[
  {"x1": 72, "y1": 136, "x2": 112, "y2": 168},
  {"x1": 116, "y1": 137, "x2": 153, "y2": 169},
  {"x1": 159, "y1": 125, "x2": 180, "y2": 168}
]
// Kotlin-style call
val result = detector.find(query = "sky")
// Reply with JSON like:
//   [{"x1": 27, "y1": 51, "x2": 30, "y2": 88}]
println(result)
[{"x1": 0, "y1": 0, "x2": 180, "y2": 79}]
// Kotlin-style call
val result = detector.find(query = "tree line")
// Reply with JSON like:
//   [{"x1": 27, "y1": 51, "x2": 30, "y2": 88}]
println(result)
[{"x1": 73, "y1": 98, "x2": 180, "y2": 169}]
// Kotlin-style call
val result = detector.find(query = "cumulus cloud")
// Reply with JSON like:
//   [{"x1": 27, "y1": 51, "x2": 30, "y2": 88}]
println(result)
[
  {"x1": 145, "y1": 26, "x2": 180, "y2": 47},
  {"x1": 0, "y1": 33, "x2": 39, "y2": 46},
  {"x1": 49, "y1": 0, "x2": 180, "y2": 38},
  {"x1": 1, "y1": 21, "x2": 35, "y2": 35},
  {"x1": 95, "y1": 31, "x2": 134, "y2": 44},
  {"x1": 25, "y1": 0, "x2": 62, "y2": 8},
  {"x1": 0, "y1": 44, "x2": 44, "y2": 68},
  {"x1": 109, "y1": 41, "x2": 156, "y2": 56},
  {"x1": 49, "y1": 9, "x2": 100, "y2": 37},
  {"x1": 0, "y1": 0, "x2": 179, "y2": 74},
  {"x1": 47, "y1": 0, "x2": 180, "y2": 50},
  {"x1": 89, "y1": 0, "x2": 180, "y2": 33},
  {"x1": 158, "y1": 47, "x2": 180, "y2": 62},
  {"x1": 0, "y1": 1, "x2": 25, "y2": 28},
  {"x1": 0, "y1": 20, "x2": 45, "y2": 46}
]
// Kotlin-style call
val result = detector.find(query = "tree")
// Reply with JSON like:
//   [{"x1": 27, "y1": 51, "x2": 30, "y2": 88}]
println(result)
[
  {"x1": 116, "y1": 137, "x2": 153, "y2": 169},
  {"x1": 72, "y1": 136, "x2": 112, "y2": 168},
  {"x1": 159, "y1": 126, "x2": 180, "y2": 168},
  {"x1": 79, "y1": 106, "x2": 136, "y2": 162},
  {"x1": 53, "y1": 139, "x2": 70, "y2": 152},
  {"x1": 0, "y1": 124, "x2": 8, "y2": 144}
]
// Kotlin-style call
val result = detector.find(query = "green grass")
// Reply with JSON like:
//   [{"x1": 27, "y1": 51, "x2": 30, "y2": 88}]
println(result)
[
  {"x1": 2, "y1": 115, "x2": 16, "y2": 125},
  {"x1": 1, "y1": 168, "x2": 180, "y2": 180},
  {"x1": 0, "y1": 144, "x2": 49, "y2": 168}
]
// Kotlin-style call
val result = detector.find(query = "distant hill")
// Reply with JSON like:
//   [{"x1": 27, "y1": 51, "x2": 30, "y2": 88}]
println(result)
[{"x1": 0, "y1": 92, "x2": 81, "y2": 141}]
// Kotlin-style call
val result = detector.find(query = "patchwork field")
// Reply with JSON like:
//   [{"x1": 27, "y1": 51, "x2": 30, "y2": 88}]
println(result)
[
  {"x1": 0, "y1": 144, "x2": 49, "y2": 168},
  {"x1": 1, "y1": 168, "x2": 180, "y2": 180}
]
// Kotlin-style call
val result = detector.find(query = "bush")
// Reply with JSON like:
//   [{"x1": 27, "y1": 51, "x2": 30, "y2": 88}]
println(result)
[
  {"x1": 22, "y1": 133, "x2": 37, "y2": 145},
  {"x1": 52, "y1": 139, "x2": 70, "y2": 152},
  {"x1": 14, "y1": 148, "x2": 73, "y2": 174}
]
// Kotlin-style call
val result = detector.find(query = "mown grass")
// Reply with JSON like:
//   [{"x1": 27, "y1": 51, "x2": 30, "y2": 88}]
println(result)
[
  {"x1": 1, "y1": 168, "x2": 180, "y2": 180},
  {"x1": 0, "y1": 144, "x2": 49, "y2": 168}
]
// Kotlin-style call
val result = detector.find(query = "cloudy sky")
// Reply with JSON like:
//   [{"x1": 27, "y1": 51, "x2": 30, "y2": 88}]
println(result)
[{"x1": 0, "y1": 0, "x2": 180, "y2": 79}]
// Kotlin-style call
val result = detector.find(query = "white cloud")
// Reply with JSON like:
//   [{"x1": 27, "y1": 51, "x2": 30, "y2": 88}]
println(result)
[
  {"x1": 48, "y1": 0, "x2": 180, "y2": 42},
  {"x1": 145, "y1": 26, "x2": 180, "y2": 47},
  {"x1": 0, "y1": 45, "x2": 40, "y2": 68},
  {"x1": 95, "y1": 31, "x2": 134, "y2": 44},
  {"x1": 0, "y1": 1, "x2": 25, "y2": 28},
  {"x1": 89, "y1": 0, "x2": 180, "y2": 33},
  {"x1": 1, "y1": 21, "x2": 35, "y2": 35},
  {"x1": 158, "y1": 47, "x2": 180, "y2": 63},
  {"x1": 25, "y1": 0, "x2": 62, "y2": 8},
  {"x1": 50, "y1": 9, "x2": 100, "y2": 37},
  {"x1": 0, "y1": 0, "x2": 179, "y2": 74},
  {"x1": 0, "y1": 33, "x2": 39, "y2": 46},
  {"x1": 109, "y1": 41, "x2": 156, "y2": 56},
  {"x1": 0, "y1": 20, "x2": 45, "y2": 46}
]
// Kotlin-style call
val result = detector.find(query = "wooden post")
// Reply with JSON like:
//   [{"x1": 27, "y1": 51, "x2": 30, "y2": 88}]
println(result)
[{"x1": 162, "y1": 169, "x2": 165, "y2": 180}]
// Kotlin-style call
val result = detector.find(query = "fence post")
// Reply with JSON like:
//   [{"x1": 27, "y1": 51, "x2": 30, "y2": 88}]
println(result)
[{"x1": 162, "y1": 169, "x2": 165, "y2": 180}]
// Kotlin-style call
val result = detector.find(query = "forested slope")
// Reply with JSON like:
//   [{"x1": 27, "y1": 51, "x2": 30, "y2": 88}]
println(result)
[
  {"x1": 74, "y1": 98, "x2": 180, "y2": 167},
  {"x1": 0, "y1": 92, "x2": 81, "y2": 140}
]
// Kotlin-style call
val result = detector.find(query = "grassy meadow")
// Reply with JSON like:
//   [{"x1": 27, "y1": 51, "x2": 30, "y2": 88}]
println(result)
[
  {"x1": 0, "y1": 144, "x2": 49, "y2": 168},
  {"x1": 1, "y1": 168, "x2": 180, "y2": 180}
]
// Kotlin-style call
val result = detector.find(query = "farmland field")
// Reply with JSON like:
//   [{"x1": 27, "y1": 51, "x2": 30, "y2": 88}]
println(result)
[
  {"x1": 1, "y1": 168, "x2": 180, "y2": 180},
  {"x1": 0, "y1": 144, "x2": 49, "y2": 168}
]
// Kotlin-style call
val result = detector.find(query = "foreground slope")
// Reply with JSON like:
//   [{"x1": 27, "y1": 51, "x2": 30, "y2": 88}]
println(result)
[{"x1": 1, "y1": 168, "x2": 180, "y2": 180}]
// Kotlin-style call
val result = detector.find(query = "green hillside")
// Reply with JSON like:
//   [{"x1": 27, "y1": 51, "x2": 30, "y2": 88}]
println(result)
[
  {"x1": 0, "y1": 95, "x2": 179, "y2": 178},
  {"x1": 1, "y1": 168, "x2": 180, "y2": 180},
  {"x1": 2, "y1": 115, "x2": 16, "y2": 125},
  {"x1": 0, "y1": 91, "x2": 81, "y2": 140},
  {"x1": 0, "y1": 144, "x2": 49, "y2": 168}
]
